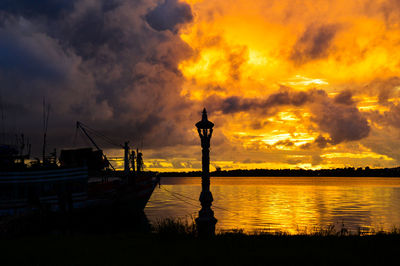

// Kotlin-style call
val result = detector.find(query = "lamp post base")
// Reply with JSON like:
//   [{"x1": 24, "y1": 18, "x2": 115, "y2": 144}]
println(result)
[{"x1": 195, "y1": 215, "x2": 217, "y2": 237}]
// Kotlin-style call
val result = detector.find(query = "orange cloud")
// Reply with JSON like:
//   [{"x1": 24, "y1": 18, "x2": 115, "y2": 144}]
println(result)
[{"x1": 158, "y1": 0, "x2": 400, "y2": 171}]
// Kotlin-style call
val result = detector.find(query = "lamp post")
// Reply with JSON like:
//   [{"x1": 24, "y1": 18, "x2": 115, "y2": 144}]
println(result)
[{"x1": 195, "y1": 108, "x2": 217, "y2": 236}]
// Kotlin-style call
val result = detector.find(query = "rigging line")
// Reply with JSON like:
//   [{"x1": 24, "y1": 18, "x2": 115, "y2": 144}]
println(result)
[
  {"x1": 78, "y1": 122, "x2": 122, "y2": 147},
  {"x1": 91, "y1": 133, "x2": 120, "y2": 148},
  {"x1": 89, "y1": 130, "x2": 121, "y2": 148},
  {"x1": 79, "y1": 126, "x2": 118, "y2": 147}
]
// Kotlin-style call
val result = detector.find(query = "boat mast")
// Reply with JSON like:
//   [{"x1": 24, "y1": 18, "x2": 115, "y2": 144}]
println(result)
[
  {"x1": 123, "y1": 141, "x2": 130, "y2": 174},
  {"x1": 42, "y1": 99, "x2": 50, "y2": 165}
]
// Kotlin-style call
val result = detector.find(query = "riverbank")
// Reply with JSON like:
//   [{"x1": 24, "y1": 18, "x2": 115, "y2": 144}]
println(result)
[
  {"x1": 1, "y1": 230, "x2": 400, "y2": 265},
  {"x1": 1, "y1": 219, "x2": 400, "y2": 265}
]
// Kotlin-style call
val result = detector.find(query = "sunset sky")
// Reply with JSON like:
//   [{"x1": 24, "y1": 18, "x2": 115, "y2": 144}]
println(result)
[{"x1": 2, "y1": 0, "x2": 400, "y2": 171}]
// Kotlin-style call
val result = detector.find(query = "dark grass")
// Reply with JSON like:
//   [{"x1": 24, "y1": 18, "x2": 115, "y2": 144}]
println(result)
[{"x1": 1, "y1": 217, "x2": 400, "y2": 265}]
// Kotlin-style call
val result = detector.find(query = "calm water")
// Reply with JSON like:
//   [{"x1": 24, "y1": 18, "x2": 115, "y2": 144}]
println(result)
[{"x1": 145, "y1": 176, "x2": 400, "y2": 233}]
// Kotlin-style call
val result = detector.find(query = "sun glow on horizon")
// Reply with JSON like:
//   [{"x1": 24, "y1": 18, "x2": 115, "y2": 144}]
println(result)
[{"x1": 166, "y1": 0, "x2": 400, "y2": 171}]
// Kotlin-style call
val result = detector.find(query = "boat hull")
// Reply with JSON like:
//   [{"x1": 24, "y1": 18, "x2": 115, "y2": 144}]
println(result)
[
  {"x1": 0, "y1": 167, "x2": 158, "y2": 216},
  {"x1": 87, "y1": 174, "x2": 158, "y2": 212}
]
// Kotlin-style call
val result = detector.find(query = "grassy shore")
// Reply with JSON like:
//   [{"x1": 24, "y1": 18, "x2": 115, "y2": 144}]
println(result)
[{"x1": 1, "y1": 218, "x2": 400, "y2": 265}]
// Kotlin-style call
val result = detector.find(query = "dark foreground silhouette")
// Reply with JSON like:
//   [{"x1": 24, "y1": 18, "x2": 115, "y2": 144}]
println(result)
[
  {"x1": 0, "y1": 207, "x2": 151, "y2": 237},
  {"x1": 1, "y1": 218, "x2": 399, "y2": 266}
]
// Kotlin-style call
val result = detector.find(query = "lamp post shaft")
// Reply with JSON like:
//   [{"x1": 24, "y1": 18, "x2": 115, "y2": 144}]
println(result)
[
  {"x1": 195, "y1": 110, "x2": 217, "y2": 236},
  {"x1": 201, "y1": 128, "x2": 210, "y2": 192}
]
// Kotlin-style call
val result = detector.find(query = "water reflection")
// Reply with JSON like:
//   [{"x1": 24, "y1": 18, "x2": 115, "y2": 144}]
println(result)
[{"x1": 145, "y1": 176, "x2": 400, "y2": 233}]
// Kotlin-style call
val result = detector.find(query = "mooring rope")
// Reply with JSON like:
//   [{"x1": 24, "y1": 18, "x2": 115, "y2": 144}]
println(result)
[
  {"x1": 160, "y1": 186, "x2": 241, "y2": 217},
  {"x1": 160, "y1": 186, "x2": 200, "y2": 208},
  {"x1": 158, "y1": 186, "x2": 269, "y2": 231}
]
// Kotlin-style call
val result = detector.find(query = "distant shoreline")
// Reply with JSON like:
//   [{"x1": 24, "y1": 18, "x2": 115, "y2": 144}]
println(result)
[{"x1": 157, "y1": 167, "x2": 400, "y2": 177}]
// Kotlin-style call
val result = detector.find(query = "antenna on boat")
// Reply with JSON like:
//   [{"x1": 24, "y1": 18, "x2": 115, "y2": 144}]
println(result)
[
  {"x1": 0, "y1": 92, "x2": 5, "y2": 144},
  {"x1": 42, "y1": 98, "x2": 51, "y2": 165}
]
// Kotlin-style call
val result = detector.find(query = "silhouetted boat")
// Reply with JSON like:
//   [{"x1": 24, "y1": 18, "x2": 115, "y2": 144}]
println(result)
[
  {"x1": 62, "y1": 122, "x2": 159, "y2": 213},
  {"x1": 0, "y1": 165, "x2": 88, "y2": 216},
  {"x1": 0, "y1": 125, "x2": 158, "y2": 217}
]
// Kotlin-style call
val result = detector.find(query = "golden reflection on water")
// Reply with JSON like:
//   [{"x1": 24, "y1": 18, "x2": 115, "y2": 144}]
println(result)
[{"x1": 145, "y1": 176, "x2": 400, "y2": 234}]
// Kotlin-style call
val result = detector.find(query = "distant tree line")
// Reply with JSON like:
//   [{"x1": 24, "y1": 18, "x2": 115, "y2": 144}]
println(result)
[{"x1": 157, "y1": 167, "x2": 400, "y2": 177}]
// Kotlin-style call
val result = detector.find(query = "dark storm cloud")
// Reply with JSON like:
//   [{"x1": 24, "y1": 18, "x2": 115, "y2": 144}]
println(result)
[
  {"x1": 373, "y1": 103, "x2": 400, "y2": 129},
  {"x1": 0, "y1": 0, "x2": 196, "y2": 155},
  {"x1": 286, "y1": 158, "x2": 303, "y2": 165},
  {"x1": 290, "y1": 24, "x2": 339, "y2": 64},
  {"x1": 209, "y1": 88, "x2": 370, "y2": 146},
  {"x1": 0, "y1": 0, "x2": 73, "y2": 19},
  {"x1": 213, "y1": 89, "x2": 311, "y2": 114},
  {"x1": 309, "y1": 90, "x2": 370, "y2": 145},
  {"x1": 275, "y1": 139, "x2": 295, "y2": 147},
  {"x1": 314, "y1": 135, "x2": 329, "y2": 149},
  {"x1": 334, "y1": 90, "x2": 354, "y2": 105},
  {"x1": 228, "y1": 47, "x2": 247, "y2": 81},
  {"x1": 311, "y1": 154, "x2": 323, "y2": 166},
  {"x1": 370, "y1": 0, "x2": 400, "y2": 26},
  {"x1": 0, "y1": 21, "x2": 77, "y2": 80},
  {"x1": 363, "y1": 77, "x2": 400, "y2": 104},
  {"x1": 360, "y1": 77, "x2": 400, "y2": 138},
  {"x1": 146, "y1": 0, "x2": 193, "y2": 32}
]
